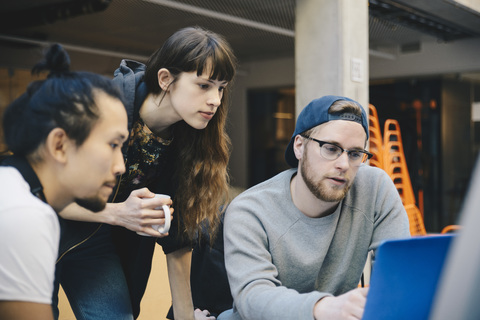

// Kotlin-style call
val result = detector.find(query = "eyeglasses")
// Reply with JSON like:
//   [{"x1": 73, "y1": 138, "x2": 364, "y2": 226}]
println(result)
[{"x1": 301, "y1": 135, "x2": 373, "y2": 166}]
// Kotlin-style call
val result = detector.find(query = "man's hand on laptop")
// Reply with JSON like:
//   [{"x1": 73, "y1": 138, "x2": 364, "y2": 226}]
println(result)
[{"x1": 313, "y1": 287, "x2": 369, "y2": 319}]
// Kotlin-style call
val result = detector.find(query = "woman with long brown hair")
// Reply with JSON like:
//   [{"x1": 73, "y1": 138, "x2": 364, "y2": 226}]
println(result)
[{"x1": 55, "y1": 26, "x2": 237, "y2": 320}]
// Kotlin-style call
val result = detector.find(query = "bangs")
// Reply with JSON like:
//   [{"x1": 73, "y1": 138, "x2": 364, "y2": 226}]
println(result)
[
  {"x1": 192, "y1": 40, "x2": 236, "y2": 82},
  {"x1": 144, "y1": 26, "x2": 237, "y2": 94}
]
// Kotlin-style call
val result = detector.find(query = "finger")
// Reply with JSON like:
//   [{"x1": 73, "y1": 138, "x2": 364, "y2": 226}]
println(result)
[
  {"x1": 137, "y1": 228, "x2": 169, "y2": 238},
  {"x1": 131, "y1": 187, "x2": 154, "y2": 198},
  {"x1": 143, "y1": 198, "x2": 172, "y2": 210},
  {"x1": 142, "y1": 207, "x2": 174, "y2": 221},
  {"x1": 139, "y1": 208, "x2": 173, "y2": 228}
]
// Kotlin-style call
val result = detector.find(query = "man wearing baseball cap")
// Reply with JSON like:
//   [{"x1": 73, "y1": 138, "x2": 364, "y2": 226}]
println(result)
[{"x1": 219, "y1": 95, "x2": 410, "y2": 320}]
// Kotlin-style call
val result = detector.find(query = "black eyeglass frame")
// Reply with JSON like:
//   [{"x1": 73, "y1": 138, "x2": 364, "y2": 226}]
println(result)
[{"x1": 301, "y1": 135, "x2": 373, "y2": 164}]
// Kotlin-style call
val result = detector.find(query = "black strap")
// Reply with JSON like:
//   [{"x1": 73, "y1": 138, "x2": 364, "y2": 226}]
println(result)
[{"x1": 1, "y1": 155, "x2": 47, "y2": 203}]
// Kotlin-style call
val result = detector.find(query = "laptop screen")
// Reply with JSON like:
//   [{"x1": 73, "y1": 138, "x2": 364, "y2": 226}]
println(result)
[{"x1": 362, "y1": 235, "x2": 455, "y2": 320}]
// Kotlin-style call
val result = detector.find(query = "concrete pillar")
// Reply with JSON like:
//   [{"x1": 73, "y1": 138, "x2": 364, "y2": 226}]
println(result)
[{"x1": 295, "y1": 0, "x2": 369, "y2": 114}]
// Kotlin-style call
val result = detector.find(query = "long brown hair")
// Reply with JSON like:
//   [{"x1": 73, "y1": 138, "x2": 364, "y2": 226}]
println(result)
[{"x1": 144, "y1": 26, "x2": 237, "y2": 241}]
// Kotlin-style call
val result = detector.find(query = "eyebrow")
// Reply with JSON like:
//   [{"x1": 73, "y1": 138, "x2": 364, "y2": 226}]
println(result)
[{"x1": 210, "y1": 79, "x2": 228, "y2": 84}]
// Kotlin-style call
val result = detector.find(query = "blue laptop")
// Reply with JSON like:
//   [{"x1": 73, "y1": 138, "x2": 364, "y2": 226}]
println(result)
[{"x1": 362, "y1": 235, "x2": 455, "y2": 320}]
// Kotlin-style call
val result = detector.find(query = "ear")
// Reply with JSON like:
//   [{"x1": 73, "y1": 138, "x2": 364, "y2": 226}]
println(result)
[
  {"x1": 293, "y1": 135, "x2": 306, "y2": 163},
  {"x1": 157, "y1": 68, "x2": 173, "y2": 91},
  {"x1": 44, "y1": 128, "x2": 70, "y2": 164}
]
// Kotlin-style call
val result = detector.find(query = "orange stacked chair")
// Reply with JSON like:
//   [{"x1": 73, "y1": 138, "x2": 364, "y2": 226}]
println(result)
[
  {"x1": 369, "y1": 109, "x2": 458, "y2": 236},
  {"x1": 404, "y1": 203, "x2": 427, "y2": 236},
  {"x1": 383, "y1": 119, "x2": 417, "y2": 207},
  {"x1": 368, "y1": 104, "x2": 384, "y2": 169},
  {"x1": 379, "y1": 118, "x2": 426, "y2": 236},
  {"x1": 383, "y1": 120, "x2": 429, "y2": 236}
]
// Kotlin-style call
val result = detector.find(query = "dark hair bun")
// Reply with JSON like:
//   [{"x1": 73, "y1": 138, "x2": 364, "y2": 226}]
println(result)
[{"x1": 32, "y1": 43, "x2": 71, "y2": 77}]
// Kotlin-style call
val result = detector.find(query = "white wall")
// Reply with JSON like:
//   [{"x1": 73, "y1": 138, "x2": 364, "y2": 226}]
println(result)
[
  {"x1": 296, "y1": 0, "x2": 369, "y2": 112},
  {"x1": 370, "y1": 37, "x2": 480, "y2": 79}
]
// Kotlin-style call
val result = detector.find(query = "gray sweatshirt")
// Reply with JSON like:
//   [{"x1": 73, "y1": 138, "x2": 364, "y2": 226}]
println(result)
[{"x1": 222, "y1": 166, "x2": 410, "y2": 320}]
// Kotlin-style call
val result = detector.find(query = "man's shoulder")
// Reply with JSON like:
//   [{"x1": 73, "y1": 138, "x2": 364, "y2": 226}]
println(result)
[
  {"x1": 0, "y1": 167, "x2": 59, "y2": 242},
  {"x1": 357, "y1": 164, "x2": 385, "y2": 174},
  {"x1": 0, "y1": 166, "x2": 29, "y2": 198},
  {"x1": 0, "y1": 168, "x2": 59, "y2": 304},
  {"x1": 0, "y1": 167, "x2": 53, "y2": 216},
  {"x1": 232, "y1": 169, "x2": 295, "y2": 202},
  {"x1": 226, "y1": 169, "x2": 295, "y2": 221},
  {"x1": 346, "y1": 165, "x2": 395, "y2": 204},
  {"x1": 354, "y1": 165, "x2": 389, "y2": 182}
]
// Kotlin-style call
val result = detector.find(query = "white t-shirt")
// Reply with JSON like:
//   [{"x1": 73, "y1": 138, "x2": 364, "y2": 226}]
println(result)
[{"x1": 0, "y1": 167, "x2": 60, "y2": 304}]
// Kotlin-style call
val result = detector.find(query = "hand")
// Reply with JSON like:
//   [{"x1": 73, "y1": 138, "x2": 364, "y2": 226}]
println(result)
[
  {"x1": 109, "y1": 187, "x2": 173, "y2": 237},
  {"x1": 313, "y1": 287, "x2": 369, "y2": 320},
  {"x1": 194, "y1": 308, "x2": 216, "y2": 320}
]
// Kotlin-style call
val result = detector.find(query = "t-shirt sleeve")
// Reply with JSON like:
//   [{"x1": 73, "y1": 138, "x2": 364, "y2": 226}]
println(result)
[{"x1": 0, "y1": 204, "x2": 60, "y2": 304}]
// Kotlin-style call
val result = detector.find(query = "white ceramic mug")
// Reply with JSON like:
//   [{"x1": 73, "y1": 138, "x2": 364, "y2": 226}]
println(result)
[{"x1": 137, "y1": 194, "x2": 171, "y2": 236}]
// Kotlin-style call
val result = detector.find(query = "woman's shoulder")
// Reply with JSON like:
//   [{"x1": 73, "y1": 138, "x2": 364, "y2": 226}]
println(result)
[
  {"x1": 116, "y1": 59, "x2": 146, "y2": 74},
  {"x1": 113, "y1": 59, "x2": 147, "y2": 92}
]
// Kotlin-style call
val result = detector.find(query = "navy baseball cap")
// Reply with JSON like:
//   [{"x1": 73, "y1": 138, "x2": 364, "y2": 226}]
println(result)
[{"x1": 285, "y1": 95, "x2": 369, "y2": 167}]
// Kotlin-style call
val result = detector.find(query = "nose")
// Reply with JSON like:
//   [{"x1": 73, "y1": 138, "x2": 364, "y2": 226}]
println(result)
[
  {"x1": 207, "y1": 88, "x2": 222, "y2": 108},
  {"x1": 334, "y1": 151, "x2": 350, "y2": 171},
  {"x1": 113, "y1": 149, "x2": 126, "y2": 176}
]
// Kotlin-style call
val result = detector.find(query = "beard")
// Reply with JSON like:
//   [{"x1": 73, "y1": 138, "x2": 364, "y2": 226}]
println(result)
[
  {"x1": 300, "y1": 147, "x2": 352, "y2": 202},
  {"x1": 75, "y1": 196, "x2": 107, "y2": 213}
]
